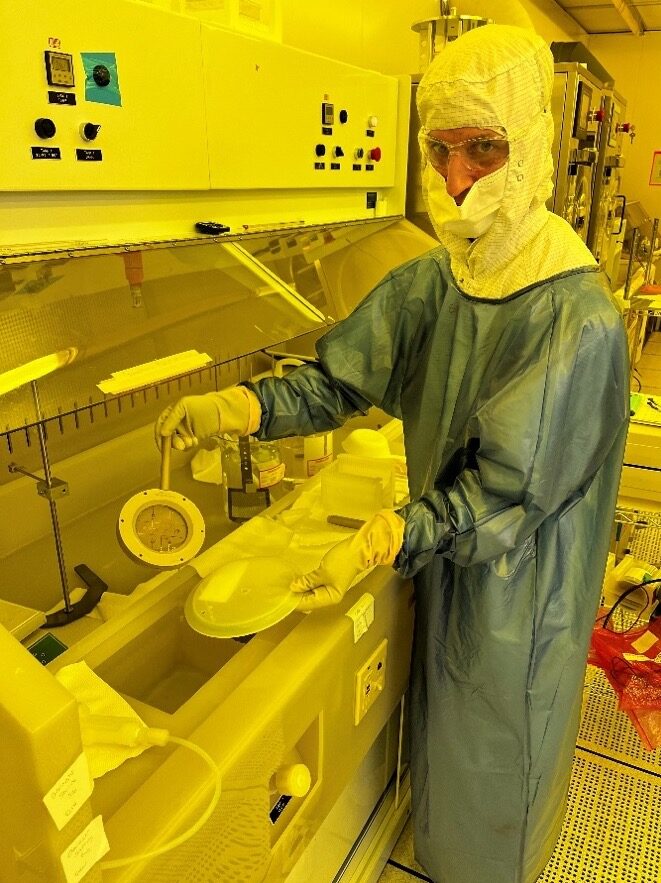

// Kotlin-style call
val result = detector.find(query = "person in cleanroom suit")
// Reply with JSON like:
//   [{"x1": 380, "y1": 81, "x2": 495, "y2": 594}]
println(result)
[{"x1": 156, "y1": 26, "x2": 629, "y2": 883}]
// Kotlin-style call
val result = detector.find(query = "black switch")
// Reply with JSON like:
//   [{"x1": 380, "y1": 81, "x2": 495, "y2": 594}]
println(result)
[
  {"x1": 315, "y1": 144, "x2": 326, "y2": 157},
  {"x1": 34, "y1": 118, "x2": 56, "y2": 139},
  {"x1": 81, "y1": 123, "x2": 101, "y2": 141},
  {"x1": 93, "y1": 64, "x2": 111, "y2": 87}
]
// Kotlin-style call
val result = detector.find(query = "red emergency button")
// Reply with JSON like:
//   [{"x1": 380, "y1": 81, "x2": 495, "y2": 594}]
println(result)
[
  {"x1": 369, "y1": 147, "x2": 382, "y2": 162},
  {"x1": 616, "y1": 122, "x2": 633, "y2": 133},
  {"x1": 589, "y1": 108, "x2": 605, "y2": 123}
]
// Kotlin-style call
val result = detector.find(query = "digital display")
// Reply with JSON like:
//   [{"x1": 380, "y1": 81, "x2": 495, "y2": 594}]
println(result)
[
  {"x1": 45, "y1": 51, "x2": 75, "y2": 88},
  {"x1": 51, "y1": 56, "x2": 71, "y2": 72}
]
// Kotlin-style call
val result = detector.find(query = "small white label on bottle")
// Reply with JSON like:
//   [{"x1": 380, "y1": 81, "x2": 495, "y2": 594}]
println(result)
[
  {"x1": 60, "y1": 815, "x2": 109, "y2": 883},
  {"x1": 258, "y1": 462, "x2": 286, "y2": 488},
  {"x1": 43, "y1": 754, "x2": 93, "y2": 831},
  {"x1": 306, "y1": 453, "x2": 334, "y2": 477}
]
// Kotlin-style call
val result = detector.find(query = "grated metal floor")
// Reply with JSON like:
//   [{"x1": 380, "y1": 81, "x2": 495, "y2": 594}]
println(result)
[
  {"x1": 382, "y1": 668, "x2": 661, "y2": 883},
  {"x1": 537, "y1": 664, "x2": 661, "y2": 883}
]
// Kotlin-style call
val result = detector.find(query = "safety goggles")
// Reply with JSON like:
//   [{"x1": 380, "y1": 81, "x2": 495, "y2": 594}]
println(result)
[{"x1": 419, "y1": 131, "x2": 510, "y2": 174}]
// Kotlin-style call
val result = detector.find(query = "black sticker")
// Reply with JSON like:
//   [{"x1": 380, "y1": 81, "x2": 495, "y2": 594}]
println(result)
[
  {"x1": 366, "y1": 130, "x2": 375, "y2": 137},
  {"x1": 48, "y1": 91, "x2": 76, "y2": 106},
  {"x1": 31, "y1": 146, "x2": 61, "y2": 160},
  {"x1": 28, "y1": 633, "x2": 68, "y2": 665},
  {"x1": 366, "y1": 191, "x2": 377, "y2": 208},
  {"x1": 76, "y1": 149, "x2": 103, "y2": 162},
  {"x1": 365, "y1": 164, "x2": 374, "y2": 171},
  {"x1": 314, "y1": 162, "x2": 325, "y2": 170},
  {"x1": 330, "y1": 162, "x2": 340, "y2": 170},
  {"x1": 353, "y1": 164, "x2": 362, "y2": 171},
  {"x1": 322, "y1": 127, "x2": 333, "y2": 136},
  {"x1": 269, "y1": 794, "x2": 292, "y2": 824}
]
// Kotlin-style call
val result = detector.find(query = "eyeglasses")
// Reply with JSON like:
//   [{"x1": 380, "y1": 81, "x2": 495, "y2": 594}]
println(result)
[{"x1": 420, "y1": 131, "x2": 510, "y2": 174}]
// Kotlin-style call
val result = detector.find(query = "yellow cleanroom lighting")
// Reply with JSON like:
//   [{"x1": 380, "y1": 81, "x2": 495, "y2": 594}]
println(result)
[{"x1": 0, "y1": 348, "x2": 78, "y2": 396}]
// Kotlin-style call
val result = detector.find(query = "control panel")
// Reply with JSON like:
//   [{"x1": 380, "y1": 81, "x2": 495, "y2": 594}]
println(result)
[
  {"x1": 202, "y1": 27, "x2": 399, "y2": 191},
  {"x1": 0, "y1": 0, "x2": 208, "y2": 190},
  {"x1": 0, "y1": 0, "x2": 407, "y2": 244},
  {"x1": 354, "y1": 638, "x2": 388, "y2": 725}
]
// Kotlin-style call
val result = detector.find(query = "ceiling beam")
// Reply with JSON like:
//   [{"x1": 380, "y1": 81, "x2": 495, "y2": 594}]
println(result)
[{"x1": 610, "y1": 0, "x2": 645, "y2": 35}]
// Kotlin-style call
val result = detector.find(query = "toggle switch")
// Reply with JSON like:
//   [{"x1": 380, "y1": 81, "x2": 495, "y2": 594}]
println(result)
[{"x1": 80, "y1": 123, "x2": 101, "y2": 142}]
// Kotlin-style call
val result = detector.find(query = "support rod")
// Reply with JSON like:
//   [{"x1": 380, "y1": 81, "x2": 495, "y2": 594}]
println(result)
[{"x1": 31, "y1": 381, "x2": 72, "y2": 614}]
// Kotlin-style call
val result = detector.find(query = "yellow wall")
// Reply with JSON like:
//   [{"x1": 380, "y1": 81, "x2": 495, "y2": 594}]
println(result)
[
  {"x1": 587, "y1": 32, "x2": 661, "y2": 219},
  {"x1": 523, "y1": 0, "x2": 586, "y2": 43},
  {"x1": 280, "y1": 0, "x2": 581, "y2": 76}
]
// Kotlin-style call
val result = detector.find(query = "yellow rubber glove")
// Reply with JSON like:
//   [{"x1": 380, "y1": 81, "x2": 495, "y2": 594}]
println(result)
[
  {"x1": 155, "y1": 386, "x2": 262, "y2": 451},
  {"x1": 291, "y1": 510, "x2": 405, "y2": 611}
]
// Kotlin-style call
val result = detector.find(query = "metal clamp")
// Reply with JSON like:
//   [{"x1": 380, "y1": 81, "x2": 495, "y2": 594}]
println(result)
[{"x1": 8, "y1": 462, "x2": 69, "y2": 500}]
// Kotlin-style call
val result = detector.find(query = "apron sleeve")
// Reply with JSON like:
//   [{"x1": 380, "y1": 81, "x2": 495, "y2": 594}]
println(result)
[{"x1": 244, "y1": 258, "x2": 433, "y2": 438}]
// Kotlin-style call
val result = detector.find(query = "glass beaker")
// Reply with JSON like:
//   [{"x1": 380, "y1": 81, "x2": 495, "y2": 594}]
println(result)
[
  {"x1": 220, "y1": 437, "x2": 285, "y2": 520},
  {"x1": 280, "y1": 432, "x2": 334, "y2": 484}
]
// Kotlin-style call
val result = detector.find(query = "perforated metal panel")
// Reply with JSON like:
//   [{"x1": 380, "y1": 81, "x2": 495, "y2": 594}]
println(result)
[
  {"x1": 630, "y1": 520, "x2": 661, "y2": 565},
  {"x1": 539, "y1": 752, "x2": 661, "y2": 883}
]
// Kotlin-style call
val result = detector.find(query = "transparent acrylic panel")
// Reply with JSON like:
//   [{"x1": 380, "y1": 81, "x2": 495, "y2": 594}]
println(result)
[
  {"x1": 239, "y1": 218, "x2": 434, "y2": 322},
  {"x1": 0, "y1": 239, "x2": 327, "y2": 432}
]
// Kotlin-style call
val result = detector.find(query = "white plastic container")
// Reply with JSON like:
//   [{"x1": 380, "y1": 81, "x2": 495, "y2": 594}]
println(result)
[{"x1": 321, "y1": 450, "x2": 395, "y2": 522}]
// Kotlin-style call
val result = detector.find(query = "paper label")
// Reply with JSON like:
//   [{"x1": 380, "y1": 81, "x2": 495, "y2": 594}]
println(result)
[
  {"x1": 257, "y1": 461, "x2": 286, "y2": 488},
  {"x1": 631, "y1": 630, "x2": 659, "y2": 654},
  {"x1": 60, "y1": 816, "x2": 109, "y2": 883},
  {"x1": 346, "y1": 593, "x2": 375, "y2": 643},
  {"x1": 306, "y1": 454, "x2": 333, "y2": 477},
  {"x1": 43, "y1": 754, "x2": 93, "y2": 831}
]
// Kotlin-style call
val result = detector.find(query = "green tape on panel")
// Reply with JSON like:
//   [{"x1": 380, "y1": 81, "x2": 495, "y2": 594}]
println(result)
[{"x1": 81, "y1": 52, "x2": 122, "y2": 107}]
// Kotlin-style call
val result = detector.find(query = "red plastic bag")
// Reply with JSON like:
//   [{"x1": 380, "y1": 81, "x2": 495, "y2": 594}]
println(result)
[{"x1": 589, "y1": 612, "x2": 661, "y2": 750}]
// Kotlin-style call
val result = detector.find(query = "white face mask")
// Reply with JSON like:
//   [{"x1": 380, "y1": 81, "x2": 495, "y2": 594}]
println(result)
[{"x1": 423, "y1": 162, "x2": 508, "y2": 239}]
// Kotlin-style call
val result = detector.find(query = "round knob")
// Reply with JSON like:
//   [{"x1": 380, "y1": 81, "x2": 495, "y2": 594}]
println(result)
[
  {"x1": 369, "y1": 147, "x2": 382, "y2": 162},
  {"x1": 275, "y1": 764, "x2": 311, "y2": 798},
  {"x1": 34, "y1": 118, "x2": 56, "y2": 139},
  {"x1": 367, "y1": 115, "x2": 378, "y2": 129},
  {"x1": 333, "y1": 146, "x2": 344, "y2": 158},
  {"x1": 339, "y1": 109, "x2": 349, "y2": 124},
  {"x1": 315, "y1": 144, "x2": 326, "y2": 157},
  {"x1": 81, "y1": 123, "x2": 101, "y2": 142},
  {"x1": 93, "y1": 64, "x2": 111, "y2": 87},
  {"x1": 355, "y1": 147, "x2": 364, "y2": 159}
]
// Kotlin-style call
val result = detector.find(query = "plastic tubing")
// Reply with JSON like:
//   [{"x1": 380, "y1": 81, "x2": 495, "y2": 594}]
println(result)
[{"x1": 99, "y1": 735, "x2": 222, "y2": 870}]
